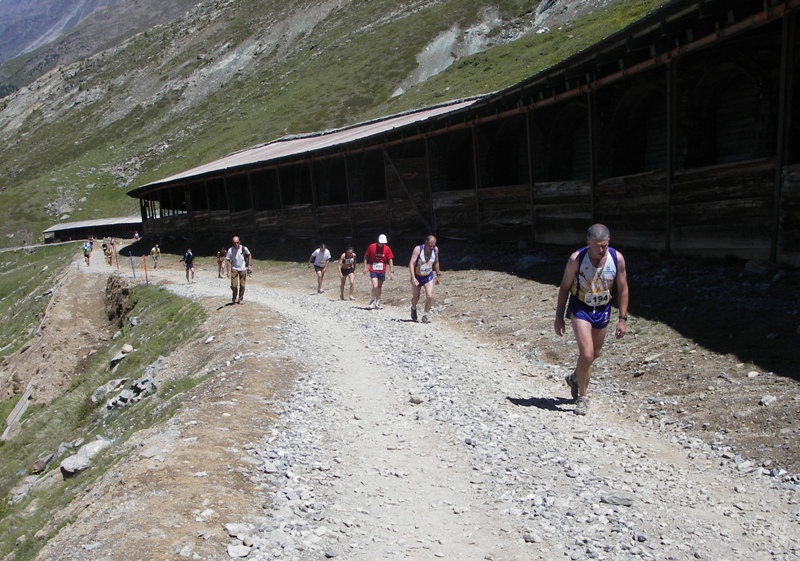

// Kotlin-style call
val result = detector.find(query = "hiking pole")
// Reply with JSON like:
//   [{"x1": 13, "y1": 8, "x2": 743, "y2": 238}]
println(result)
[{"x1": 128, "y1": 252, "x2": 136, "y2": 279}]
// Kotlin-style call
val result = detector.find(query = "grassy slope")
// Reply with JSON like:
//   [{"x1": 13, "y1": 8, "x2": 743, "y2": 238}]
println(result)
[{"x1": 0, "y1": 0, "x2": 665, "y2": 246}]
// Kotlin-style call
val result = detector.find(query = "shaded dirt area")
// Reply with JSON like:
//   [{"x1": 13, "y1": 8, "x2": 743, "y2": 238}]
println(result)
[{"x1": 423, "y1": 244, "x2": 800, "y2": 474}]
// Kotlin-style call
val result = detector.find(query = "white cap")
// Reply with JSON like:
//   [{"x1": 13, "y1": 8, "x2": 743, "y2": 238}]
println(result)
[{"x1": 378, "y1": 234, "x2": 388, "y2": 244}]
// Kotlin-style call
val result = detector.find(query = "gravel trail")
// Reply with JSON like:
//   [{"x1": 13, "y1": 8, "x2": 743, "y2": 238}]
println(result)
[{"x1": 163, "y1": 272, "x2": 799, "y2": 561}]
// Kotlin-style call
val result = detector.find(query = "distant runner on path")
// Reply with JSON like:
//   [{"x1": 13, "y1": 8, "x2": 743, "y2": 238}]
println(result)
[
  {"x1": 308, "y1": 243, "x2": 331, "y2": 294},
  {"x1": 150, "y1": 244, "x2": 161, "y2": 270},
  {"x1": 337, "y1": 246, "x2": 357, "y2": 301},
  {"x1": 408, "y1": 235, "x2": 441, "y2": 323},
  {"x1": 217, "y1": 246, "x2": 227, "y2": 278},
  {"x1": 82, "y1": 239, "x2": 92, "y2": 266},
  {"x1": 182, "y1": 248, "x2": 195, "y2": 283},
  {"x1": 554, "y1": 223, "x2": 629, "y2": 416}
]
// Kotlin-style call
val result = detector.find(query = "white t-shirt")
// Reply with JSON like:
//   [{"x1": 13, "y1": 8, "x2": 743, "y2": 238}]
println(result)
[
  {"x1": 226, "y1": 245, "x2": 251, "y2": 272},
  {"x1": 311, "y1": 248, "x2": 331, "y2": 267}
]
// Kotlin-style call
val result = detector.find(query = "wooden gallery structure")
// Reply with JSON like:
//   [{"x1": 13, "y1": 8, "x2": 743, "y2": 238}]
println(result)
[{"x1": 128, "y1": 0, "x2": 800, "y2": 266}]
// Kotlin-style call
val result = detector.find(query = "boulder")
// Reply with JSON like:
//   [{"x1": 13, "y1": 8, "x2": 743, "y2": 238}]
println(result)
[
  {"x1": 60, "y1": 437, "x2": 113, "y2": 478},
  {"x1": 91, "y1": 378, "x2": 128, "y2": 404}
]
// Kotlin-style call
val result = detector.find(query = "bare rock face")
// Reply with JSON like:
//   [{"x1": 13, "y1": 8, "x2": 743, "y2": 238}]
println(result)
[
  {"x1": 90, "y1": 378, "x2": 128, "y2": 403},
  {"x1": 59, "y1": 437, "x2": 113, "y2": 478}
]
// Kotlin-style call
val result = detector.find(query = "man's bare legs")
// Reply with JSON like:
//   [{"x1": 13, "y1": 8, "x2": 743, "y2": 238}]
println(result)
[{"x1": 571, "y1": 318, "x2": 608, "y2": 397}]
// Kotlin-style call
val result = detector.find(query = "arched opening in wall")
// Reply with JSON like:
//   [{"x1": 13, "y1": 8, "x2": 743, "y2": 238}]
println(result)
[
  {"x1": 429, "y1": 129, "x2": 475, "y2": 192},
  {"x1": 207, "y1": 177, "x2": 228, "y2": 210},
  {"x1": 608, "y1": 86, "x2": 667, "y2": 177},
  {"x1": 279, "y1": 163, "x2": 313, "y2": 205},
  {"x1": 313, "y1": 157, "x2": 348, "y2": 206},
  {"x1": 168, "y1": 185, "x2": 187, "y2": 215},
  {"x1": 188, "y1": 180, "x2": 208, "y2": 211},
  {"x1": 157, "y1": 189, "x2": 169, "y2": 218},
  {"x1": 399, "y1": 139, "x2": 426, "y2": 158},
  {"x1": 479, "y1": 116, "x2": 528, "y2": 187},
  {"x1": 680, "y1": 63, "x2": 761, "y2": 169},
  {"x1": 529, "y1": 121, "x2": 545, "y2": 182},
  {"x1": 789, "y1": 14, "x2": 800, "y2": 165},
  {"x1": 347, "y1": 150, "x2": 385, "y2": 203},
  {"x1": 546, "y1": 103, "x2": 590, "y2": 181},
  {"x1": 250, "y1": 168, "x2": 280, "y2": 211},
  {"x1": 226, "y1": 173, "x2": 251, "y2": 213}
]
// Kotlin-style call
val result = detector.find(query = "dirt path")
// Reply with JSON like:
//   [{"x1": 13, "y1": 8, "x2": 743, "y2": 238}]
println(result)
[{"x1": 29, "y1": 252, "x2": 800, "y2": 560}]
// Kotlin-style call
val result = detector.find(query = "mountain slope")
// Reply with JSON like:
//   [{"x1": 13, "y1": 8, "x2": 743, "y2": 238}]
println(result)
[
  {"x1": 0, "y1": 0, "x2": 201, "y2": 90},
  {"x1": 0, "y1": 0, "x2": 665, "y2": 246},
  {"x1": 0, "y1": 0, "x2": 120, "y2": 63}
]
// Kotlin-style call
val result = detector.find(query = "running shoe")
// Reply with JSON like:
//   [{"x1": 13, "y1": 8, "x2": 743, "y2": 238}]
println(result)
[
  {"x1": 574, "y1": 397, "x2": 588, "y2": 416},
  {"x1": 411, "y1": 307, "x2": 418, "y2": 321},
  {"x1": 565, "y1": 372, "x2": 579, "y2": 401},
  {"x1": 421, "y1": 314, "x2": 429, "y2": 324}
]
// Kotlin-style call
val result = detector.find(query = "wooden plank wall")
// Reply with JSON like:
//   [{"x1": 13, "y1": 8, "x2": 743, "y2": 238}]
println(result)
[
  {"x1": 350, "y1": 201, "x2": 390, "y2": 238},
  {"x1": 208, "y1": 211, "x2": 232, "y2": 238},
  {"x1": 190, "y1": 211, "x2": 212, "y2": 234},
  {"x1": 230, "y1": 210, "x2": 257, "y2": 237},
  {"x1": 318, "y1": 204, "x2": 352, "y2": 242},
  {"x1": 595, "y1": 170, "x2": 668, "y2": 250},
  {"x1": 778, "y1": 163, "x2": 800, "y2": 266},
  {"x1": 533, "y1": 180, "x2": 592, "y2": 245},
  {"x1": 432, "y1": 190, "x2": 479, "y2": 240},
  {"x1": 670, "y1": 160, "x2": 774, "y2": 259},
  {"x1": 253, "y1": 210, "x2": 283, "y2": 238},
  {"x1": 282, "y1": 205, "x2": 317, "y2": 241},
  {"x1": 479, "y1": 184, "x2": 531, "y2": 241},
  {"x1": 386, "y1": 157, "x2": 432, "y2": 239}
]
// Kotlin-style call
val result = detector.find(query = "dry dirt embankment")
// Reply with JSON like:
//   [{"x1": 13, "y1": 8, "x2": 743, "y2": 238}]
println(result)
[{"x1": 24, "y1": 251, "x2": 800, "y2": 560}]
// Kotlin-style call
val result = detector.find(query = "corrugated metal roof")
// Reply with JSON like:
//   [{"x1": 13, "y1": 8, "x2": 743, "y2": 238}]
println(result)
[
  {"x1": 133, "y1": 98, "x2": 478, "y2": 192},
  {"x1": 43, "y1": 216, "x2": 141, "y2": 233}
]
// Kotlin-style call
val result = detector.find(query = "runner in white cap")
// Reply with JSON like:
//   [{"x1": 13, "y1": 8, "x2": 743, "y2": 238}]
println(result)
[{"x1": 362, "y1": 234, "x2": 394, "y2": 309}]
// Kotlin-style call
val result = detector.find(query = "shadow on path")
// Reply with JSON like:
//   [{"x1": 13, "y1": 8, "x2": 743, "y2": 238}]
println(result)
[{"x1": 507, "y1": 396, "x2": 574, "y2": 413}]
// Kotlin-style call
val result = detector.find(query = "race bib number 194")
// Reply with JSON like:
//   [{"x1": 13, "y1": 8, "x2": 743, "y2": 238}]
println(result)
[{"x1": 583, "y1": 291, "x2": 610, "y2": 306}]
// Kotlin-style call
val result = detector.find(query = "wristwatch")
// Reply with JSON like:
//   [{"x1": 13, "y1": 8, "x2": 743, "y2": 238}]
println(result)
[{"x1": 619, "y1": 315, "x2": 628, "y2": 321}]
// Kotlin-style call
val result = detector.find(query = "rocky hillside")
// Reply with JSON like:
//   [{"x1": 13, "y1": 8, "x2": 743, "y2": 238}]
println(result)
[{"x1": 0, "y1": 0, "x2": 662, "y2": 245}]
